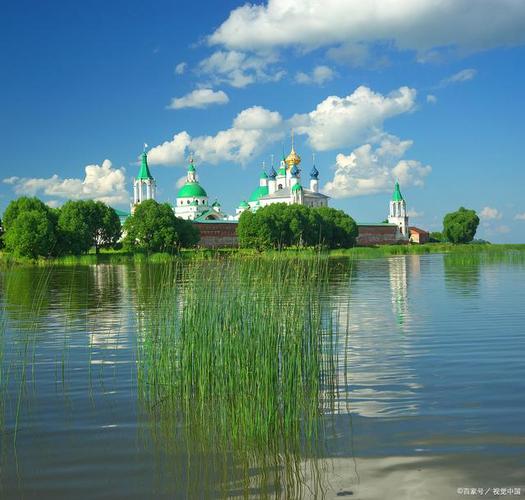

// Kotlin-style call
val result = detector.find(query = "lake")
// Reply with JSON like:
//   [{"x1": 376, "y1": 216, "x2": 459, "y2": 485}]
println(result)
[{"x1": 0, "y1": 252, "x2": 524, "y2": 499}]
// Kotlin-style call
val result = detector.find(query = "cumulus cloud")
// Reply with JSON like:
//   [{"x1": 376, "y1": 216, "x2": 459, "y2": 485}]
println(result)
[
  {"x1": 198, "y1": 50, "x2": 285, "y2": 88},
  {"x1": 208, "y1": 0, "x2": 525, "y2": 59},
  {"x1": 439, "y1": 68, "x2": 477, "y2": 87},
  {"x1": 295, "y1": 65, "x2": 335, "y2": 85},
  {"x1": 148, "y1": 106, "x2": 284, "y2": 166},
  {"x1": 323, "y1": 134, "x2": 431, "y2": 198},
  {"x1": 426, "y1": 94, "x2": 437, "y2": 104},
  {"x1": 168, "y1": 88, "x2": 229, "y2": 110},
  {"x1": 292, "y1": 85, "x2": 417, "y2": 151},
  {"x1": 175, "y1": 62, "x2": 187, "y2": 75},
  {"x1": 480, "y1": 206, "x2": 503, "y2": 220},
  {"x1": 3, "y1": 160, "x2": 129, "y2": 205},
  {"x1": 514, "y1": 213, "x2": 525, "y2": 221}
]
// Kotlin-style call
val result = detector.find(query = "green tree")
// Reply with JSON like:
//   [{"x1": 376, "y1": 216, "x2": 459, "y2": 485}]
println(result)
[
  {"x1": 237, "y1": 204, "x2": 357, "y2": 250},
  {"x1": 4, "y1": 210, "x2": 57, "y2": 258},
  {"x1": 315, "y1": 207, "x2": 358, "y2": 248},
  {"x1": 429, "y1": 231, "x2": 444, "y2": 243},
  {"x1": 443, "y1": 207, "x2": 480, "y2": 244},
  {"x1": 2, "y1": 197, "x2": 59, "y2": 257},
  {"x1": 123, "y1": 199, "x2": 198, "y2": 253},
  {"x1": 0, "y1": 216, "x2": 4, "y2": 249},
  {"x1": 88, "y1": 201, "x2": 121, "y2": 253},
  {"x1": 58, "y1": 200, "x2": 121, "y2": 254}
]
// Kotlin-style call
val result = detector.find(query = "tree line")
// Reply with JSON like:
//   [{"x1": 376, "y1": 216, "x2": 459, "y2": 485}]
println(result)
[
  {"x1": 0, "y1": 197, "x2": 199, "y2": 258},
  {"x1": 237, "y1": 204, "x2": 358, "y2": 250}
]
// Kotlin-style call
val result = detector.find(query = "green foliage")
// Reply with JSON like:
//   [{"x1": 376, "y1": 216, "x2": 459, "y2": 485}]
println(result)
[
  {"x1": 237, "y1": 203, "x2": 357, "y2": 250},
  {"x1": 0, "y1": 216, "x2": 4, "y2": 250},
  {"x1": 123, "y1": 199, "x2": 199, "y2": 253},
  {"x1": 3, "y1": 210, "x2": 57, "y2": 258},
  {"x1": 2, "y1": 197, "x2": 59, "y2": 258},
  {"x1": 443, "y1": 207, "x2": 480, "y2": 244},
  {"x1": 58, "y1": 200, "x2": 121, "y2": 254},
  {"x1": 430, "y1": 231, "x2": 444, "y2": 242}
]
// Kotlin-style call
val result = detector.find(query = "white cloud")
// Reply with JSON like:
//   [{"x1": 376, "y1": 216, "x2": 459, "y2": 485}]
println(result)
[
  {"x1": 480, "y1": 206, "x2": 503, "y2": 220},
  {"x1": 150, "y1": 85, "x2": 419, "y2": 167},
  {"x1": 3, "y1": 160, "x2": 129, "y2": 205},
  {"x1": 176, "y1": 176, "x2": 187, "y2": 188},
  {"x1": 292, "y1": 85, "x2": 417, "y2": 151},
  {"x1": 198, "y1": 50, "x2": 285, "y2": 88},
  {"x1": 426, "y1": 94, "x2": 437, "y2": 104},
  {"x1": 175, "y1": 62, "x2": 187, "y2": 75},
  {"x1": 168, "y1": 88, "x2": 229, "y2": 110},
  {"x1": 148, "y1": 106, "x2": 284, "y2": 166},
  {"x1": 514, "y1": 212, "x2": 525, "y2": 221},
  {"x1": 233, "y1": 106, "x2": 282, "y2": 130},
  {"x1": 208, "y1": 0, "x2": 525, "y2": 58},
  {"x1": 407, "y1": 209, "x2": 424, "y2": 218},
  {"x1": 295, "y1": 65, "x2": 335, "y2": 85},
  {"x1": 440, "y1": 68, "x2": 477, "y2": 87},
  {"x1": 323, "y1": 134, "x2": 431, "y2": 198}
]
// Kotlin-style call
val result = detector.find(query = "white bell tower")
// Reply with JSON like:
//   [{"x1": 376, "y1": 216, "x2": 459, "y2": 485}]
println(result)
[{"x1": 388, "y1": 181, "x2": 409, "y2": 237}]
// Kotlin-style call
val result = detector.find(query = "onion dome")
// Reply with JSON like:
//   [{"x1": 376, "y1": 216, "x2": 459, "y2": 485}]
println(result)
[
  {"x1": 260, "y1": 170, "x2": 268, "y2": 179},
  {"x1": 290, "y1": 164, "x2": 299, "y2": 176},
  {"x1": 137, "y1": 151, "x2": 154, "y2": 180},
  {"x1": 239, "y1": 200, "x2": 250, "y2": 209},
  {"x1": 268, "y1": 165, "x2": 277, "y2": 178},
  {"x1": 187, "y1": 157, "x2": 196, "y2": 173},
  {"x1": 310, "y1": 164, "x2": 319, "y2": 180},
  {"x1": 212, "y1": 200, "x2": 221, "y2": 207},
  {"x1": 177, "y1": 182, "x2": 208, "y2": 198},
  {"x1": 392, "y1": 181, "x2": 404, "y2": 202},
  {"x1": 291, "y1": 183, "x2": 303, "y2": 192},
  {"x1": 285, "y1": 147, "x2": 301, "y2": 169},
  {"x1": 190, "y1": 200, "x2": 199, "y2": 206}
]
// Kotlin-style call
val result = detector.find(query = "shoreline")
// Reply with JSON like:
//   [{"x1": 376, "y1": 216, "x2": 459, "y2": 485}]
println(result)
[{"x1": 1, "y1": 243, "x2": 524, "y2": 267}]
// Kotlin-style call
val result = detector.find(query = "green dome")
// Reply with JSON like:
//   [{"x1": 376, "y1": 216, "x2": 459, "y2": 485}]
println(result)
[
  {"x1": 190, "y1": 200, "x2": 198, "y2": 206},
  {"x1": 177, "y1": 182, "x2": 208, "y2": 198},
  {"x1": 291, "y1": 183, "x2": 303, "y2": 192},
  {"x1": 249, "y1": 185, "x2": 269, "y2": 202},
  {"x1": 239, "y1": 200, "x2": 249, "y2": 209},
  {"x1": 260, "y1": 170, "x2": 268, "y2": 179}
]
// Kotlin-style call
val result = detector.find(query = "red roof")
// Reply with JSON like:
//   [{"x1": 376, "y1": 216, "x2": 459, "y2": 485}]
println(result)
[{"x1": 409, "y1": 226, "x2": 428, "y2": 235}]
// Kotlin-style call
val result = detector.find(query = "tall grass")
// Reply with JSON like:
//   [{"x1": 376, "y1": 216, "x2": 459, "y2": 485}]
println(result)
[{"x1": 136, "y1": 257, "x2": 338, "y2": 498}]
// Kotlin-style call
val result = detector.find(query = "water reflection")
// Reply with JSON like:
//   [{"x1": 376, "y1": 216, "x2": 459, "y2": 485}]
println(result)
[{"x1": 0, "y1": 252, "x2": 524, "y2": 499}]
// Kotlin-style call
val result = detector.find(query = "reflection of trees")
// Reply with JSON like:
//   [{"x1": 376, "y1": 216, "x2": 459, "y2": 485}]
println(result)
[
  {"x1": 1, "y1": 267, "x2": 52, "y2": 330},
  {"x1": 444, "y1": 253, "x2": 481, "y2": 295}
]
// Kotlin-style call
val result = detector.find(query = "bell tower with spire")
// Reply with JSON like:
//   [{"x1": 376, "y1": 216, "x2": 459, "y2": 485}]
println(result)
[
  {"x1": 388, "y1": 180, "x2": 409, "y2": 237},
  {"x1": 132, "y1": 145, "x2": 156, "y2": 212}
]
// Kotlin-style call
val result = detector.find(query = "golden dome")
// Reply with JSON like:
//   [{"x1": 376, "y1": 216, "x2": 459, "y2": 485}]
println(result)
[{"x1": 285, "y1": 146, "x2": 301, "y2": 169}]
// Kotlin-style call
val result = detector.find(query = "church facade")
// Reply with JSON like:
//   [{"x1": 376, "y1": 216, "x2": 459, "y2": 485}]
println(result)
[{"x1": 130, "y1": 143, "x2": 411, "y2": 245}]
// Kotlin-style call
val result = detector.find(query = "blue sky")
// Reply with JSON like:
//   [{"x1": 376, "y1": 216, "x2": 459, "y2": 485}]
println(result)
[{"x1": 1, "y1": 0, "x2": 525, "y2": 242}]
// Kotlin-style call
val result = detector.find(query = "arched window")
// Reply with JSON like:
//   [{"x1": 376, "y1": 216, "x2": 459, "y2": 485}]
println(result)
[
  {"x1": 202, "y1": 200, "x2": 205, "y2": 204},
  {"x1": 187, "y1": 200, "x2": 190, "y2": 204},
  {"x1": 278, "y1": 184, "x2": 283, "y2": 189}
]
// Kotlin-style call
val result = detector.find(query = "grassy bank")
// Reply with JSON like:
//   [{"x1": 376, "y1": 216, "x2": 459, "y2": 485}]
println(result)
[{"x1": 1, "y1": 243, "x2": 524, "y2": 267}]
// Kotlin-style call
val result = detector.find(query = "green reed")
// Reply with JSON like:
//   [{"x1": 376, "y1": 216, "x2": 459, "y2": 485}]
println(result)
[{"x1": 136, "y1": 257, "x2": 338, "y2": 498}]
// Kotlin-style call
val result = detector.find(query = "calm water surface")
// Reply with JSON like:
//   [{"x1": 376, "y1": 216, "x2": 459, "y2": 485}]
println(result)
[{"x1": 0, "y1": 254, "x2": 524, "y2": 499}]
